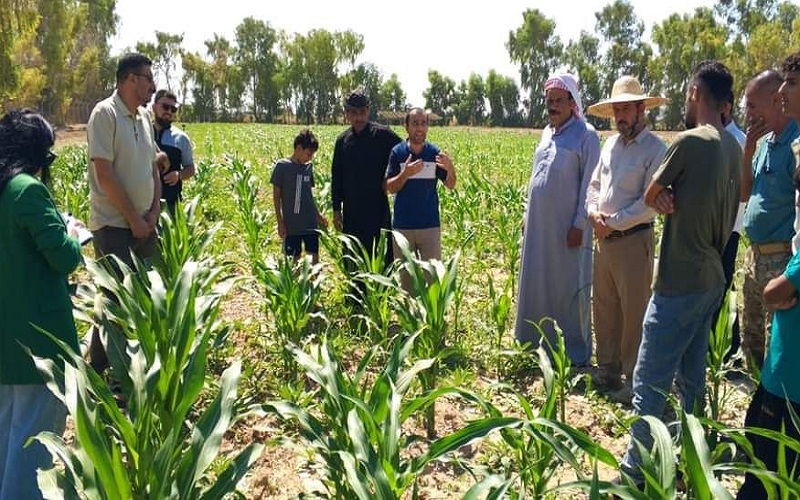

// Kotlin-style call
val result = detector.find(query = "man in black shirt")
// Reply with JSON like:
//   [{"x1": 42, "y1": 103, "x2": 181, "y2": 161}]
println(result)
[{"x1": 332, "y1": 88, "x2": 401, "y2": 265}]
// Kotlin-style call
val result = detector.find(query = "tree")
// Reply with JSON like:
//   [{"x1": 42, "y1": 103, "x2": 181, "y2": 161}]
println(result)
[
  {"x1": 0, "y1": 0, "x2": 38, "y2": 102},
  {"x1": 340, "y1": 62, "x2": 382, "y2": 120},
  {"x1": 594, "y1": 0, "x2": 653, "y2": 96},
  {"x1": 235, "y1": 17, "x2": 280, "y2": 121},
  {"x1": 485, "y1": 71, "x2": 522, "y2": 127},
  {"x1": 380, "y1": 73, "x2": 406, "y2": 112},
  {"x1": 453, "y1": 73, "x2": 485, "y2": 126},
  {"x1": 563, "y1": 31, "x2": 604, "y2": 128},
  {"x1": 423, "y1": 70, "x2": 456, "y2": 122},
  {"x1": 182, "y1": 51, "x2": 214, "y2": 121},
  {"x1": 650, "y1": 7, "x2": 729, "y2": 129},
  {"x1": 204, "y1": 34, "x2": 234, "y2": 119},
  {"x1": 507, "y1": 9, "x2": 562, "y2": 127}
]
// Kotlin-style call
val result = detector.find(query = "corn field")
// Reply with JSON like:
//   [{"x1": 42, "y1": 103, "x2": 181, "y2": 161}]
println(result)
[{"x1": 39, "y1": 124, "x2": 799, "y2": 499}]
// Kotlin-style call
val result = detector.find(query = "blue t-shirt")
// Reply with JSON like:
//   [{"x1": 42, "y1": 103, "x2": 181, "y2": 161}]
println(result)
[
  {"x1": 386, "y1": 141, "x2": 447, "y2": 229},
  {"x1": 762, "y1": 250, "x2": 800, "y2": 404},
  {"x1": 743, "y1": 119, "x2": 799, "y2": 244}
]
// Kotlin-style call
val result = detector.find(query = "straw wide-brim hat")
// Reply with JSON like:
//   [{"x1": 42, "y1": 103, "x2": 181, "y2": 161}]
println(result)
[{"x1": 587, "y1": 76, "x2": 667, "y2": 119}]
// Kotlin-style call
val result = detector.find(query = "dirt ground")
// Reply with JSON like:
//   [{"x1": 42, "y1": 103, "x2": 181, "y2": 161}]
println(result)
[{"x1": 56, "y1": 125, "x2": 88, "y2": 147}]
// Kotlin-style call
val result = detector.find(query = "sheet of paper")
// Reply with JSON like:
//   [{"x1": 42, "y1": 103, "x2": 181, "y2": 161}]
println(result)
[{"x1": 405, "y1": 161, "x2": 437, "y2": 180}]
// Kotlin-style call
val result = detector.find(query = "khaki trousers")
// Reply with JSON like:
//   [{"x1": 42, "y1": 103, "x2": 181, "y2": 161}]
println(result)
[
  {"x1": 393, "y1": 227, "x2": 442, "y2": 292},
  {"x1": 592, "y1": 228, "x2": 654, "y2": 379}
]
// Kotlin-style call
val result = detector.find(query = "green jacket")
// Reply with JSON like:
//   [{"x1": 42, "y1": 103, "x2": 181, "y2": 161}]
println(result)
[{"x1": 0, "y1": 173, "x2": 82, "y2": 384}]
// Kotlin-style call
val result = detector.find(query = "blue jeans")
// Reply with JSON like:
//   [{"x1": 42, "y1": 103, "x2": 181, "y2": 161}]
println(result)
[
  {"x1": 0, "y1": 385, "x2": 66, "y2": 500},
  {"x1": 620, "y1": 286, "x2": 725, "y2": 482}
]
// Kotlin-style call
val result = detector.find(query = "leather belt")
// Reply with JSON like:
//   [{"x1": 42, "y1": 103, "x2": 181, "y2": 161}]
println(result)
[
  {"x1": 606, "y1": 222, "x2": 653, "y2": 240},
  {"x1": 752, "y1": 241, "x2": 792, "y2": 255}
]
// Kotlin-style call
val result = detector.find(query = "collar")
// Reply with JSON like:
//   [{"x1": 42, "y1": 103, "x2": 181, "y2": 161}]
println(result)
[
  {"x1": 112, "y1": 90, "x2": 140, "y2": 118},
  {"x1": 350, "y1": 121, "x2": 373, "y2": 136},
  {"x1": 768, "y1": 119, "x2": 799, "y2": 146},
  {"x1": 551, "y1": 115, "x2": 577, "y2": 135}
]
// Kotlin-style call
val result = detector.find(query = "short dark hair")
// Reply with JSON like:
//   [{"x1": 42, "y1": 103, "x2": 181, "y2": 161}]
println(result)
[
  {"x1": 116, "y1": 53, "x2": 152, "y2": 85},
  {"x1": 405, "y1": 107, "x2": 428, "y2": 126},
  {"x1": 344, "y1": 88, "x2": 369, "y2": 109},
  {"x1": 782, "y1": 52, "x2": 800, "y2": 75},
  {"x1": 154, "y1": 89, "x2": 178, "y2": 103},
  {"x1": 0, "y1": 109, "x2": 56, "y2": 193},
  {"x1": 293, "y1": 129, "x2": 319, "y2": 152},
  {"x1": 692, "y1": 60, "x2": 734, "y2": 108}
]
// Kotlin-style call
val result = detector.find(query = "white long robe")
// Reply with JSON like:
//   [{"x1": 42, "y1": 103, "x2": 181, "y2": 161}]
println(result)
[{"x1": 515, "y1": 116, "x2": 600, "y2": 366}]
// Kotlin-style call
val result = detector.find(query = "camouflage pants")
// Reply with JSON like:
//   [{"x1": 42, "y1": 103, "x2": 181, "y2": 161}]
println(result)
[{"x1": 741, "y1": 247, "x2": 791, "y2": 371}]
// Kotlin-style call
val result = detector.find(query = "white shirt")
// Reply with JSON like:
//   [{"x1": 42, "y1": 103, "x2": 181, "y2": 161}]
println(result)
[
  {"x1": 586, "y1": 128, "x2": 667, "y2": 231},
  {"x1": 725, "y1": 121, "x2": 747, "y2": 234}
]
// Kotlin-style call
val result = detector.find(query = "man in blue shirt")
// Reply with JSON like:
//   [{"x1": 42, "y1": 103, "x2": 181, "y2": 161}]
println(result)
[
  {"x1": 737, "y1": 56, "x2": 800, "y2": 499},
  {"x1": 385, "y1": 107, "x2": 456, "y2": 290},
  {"x1": 741, "y1": 70, "x2": 800, "y2": 371}
]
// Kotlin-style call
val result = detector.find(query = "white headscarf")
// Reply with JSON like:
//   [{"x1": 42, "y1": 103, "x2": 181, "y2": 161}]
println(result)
[{"x1": 544, "y1": 73, "x2": 583, "y2": 119}]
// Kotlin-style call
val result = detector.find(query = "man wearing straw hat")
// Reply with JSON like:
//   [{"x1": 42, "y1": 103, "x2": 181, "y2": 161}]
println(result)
[
  {"x1": 515, "y1": 73, "x2": 600, "y2": 367},
  {"x1": 585, "y1": 76, "x2": 667, "y2": 402}
]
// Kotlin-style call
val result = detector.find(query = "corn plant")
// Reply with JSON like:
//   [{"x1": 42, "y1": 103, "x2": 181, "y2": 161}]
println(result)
[
  {"x1": 393, "y1": 232, "x2": 459, "y2": 438},
  {"x1": 706, "y1": 290, "x2": 741, "y2": 425},
  {"x1": 487, "y1": 273, "x2": 513, "y2": 374},
  {"x1": 321, "y1": 231, "x2": 398, "y2": 343},
  {"x1": 49, "y1": 145, "x2": 90, "y2": 222},
  {"x1": 227, "y1": 153, "x2": 270, "y2": 269},
  {"x1": 255, "y1": 254, "x2": 325, "y2": 378},
  {"x1": 182, "y1": 157, "x2": 216, "y2": 207},
  {"x1": 465, "y1": 343, "x2": 618, "y2": 498},
  {"x1": 30, "y1": 241, "x2": 260, "y2": 498},
  {"x1": 264, "y1": 332, "x2": 521, "y2": 499}
]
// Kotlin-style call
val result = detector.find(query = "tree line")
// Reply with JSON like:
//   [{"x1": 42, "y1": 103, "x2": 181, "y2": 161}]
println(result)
[{"x1": 2, "y1": 0, "x2": 800, "y2": 129}]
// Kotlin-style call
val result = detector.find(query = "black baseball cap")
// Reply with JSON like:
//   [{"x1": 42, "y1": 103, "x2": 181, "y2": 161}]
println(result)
[{"x1": 344, "y1": 89, "x2": 369, "y2": 109}]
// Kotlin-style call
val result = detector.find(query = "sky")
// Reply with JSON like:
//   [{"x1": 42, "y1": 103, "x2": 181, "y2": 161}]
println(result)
[{"x1": 110, "y1": 0, "x2": 718, "y2": 104}]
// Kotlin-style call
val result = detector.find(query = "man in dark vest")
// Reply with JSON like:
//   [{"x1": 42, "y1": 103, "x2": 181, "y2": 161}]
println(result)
[{"x1": 152, "y1": 89, "x2": 195, "y2": 214}]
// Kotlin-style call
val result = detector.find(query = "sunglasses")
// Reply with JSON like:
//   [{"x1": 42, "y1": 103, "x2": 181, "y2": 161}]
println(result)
[
  {"x1": 132, "y1": 72, "x2": 154, "y2": 84},
  {"x1": 160, "y1": 103, "x2": 178, "y2": 113}
]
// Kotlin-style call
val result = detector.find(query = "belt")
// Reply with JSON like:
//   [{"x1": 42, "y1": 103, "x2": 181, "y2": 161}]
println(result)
[
  {"x1": 606, "y1": 222, "x2": 653, "y2": 239},
  {"x1": 752, "y1": 241, "x2": 792, "y2": 255}
]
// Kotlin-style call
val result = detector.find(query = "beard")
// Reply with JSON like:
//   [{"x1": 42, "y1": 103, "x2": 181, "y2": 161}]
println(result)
[{"x1": 155, "y1": 116, "x2": 172, "y2": 129}]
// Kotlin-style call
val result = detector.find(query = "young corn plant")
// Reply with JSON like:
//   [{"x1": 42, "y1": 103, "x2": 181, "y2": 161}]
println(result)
[
  {"x1": 393, "y1": 232, "x2": 459, "y2": 438},
  {"x1": 255, "y1": 254, "x2": 325, "y2": 379},
  {"x1": 465, "y1": 343, "x2": 618, "y2": 498},
  {"x1": 49, "y1": 145, "x2": 91, "y2": 222},
  {"x1": 321, "y1": 231, "x2": 398, "y2": 343},
  {"x1": 31, "y1": 225, "x2": 260, "y2": 498},
  {"x1": 487, "y1": 273, "x2": 513, "y2": 375},
  {"x1": 264, "y1": 332, "x2": 521, "y2": 499},
  {"x1": 227, "y1": 153, "x2": 270, "y2": 270},
  {"x1": 706, "y1": 290, "x2": 740, "y2": 425}
]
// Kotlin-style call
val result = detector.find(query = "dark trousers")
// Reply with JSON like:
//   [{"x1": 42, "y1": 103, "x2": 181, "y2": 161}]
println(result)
[
  {"x1": 737, "y1": 385, "x2": 800, "y2": 499},
  {"x1": 88, "y1": 226, "x2": 158, "y2": 372},
  {"x1": 712, "y1": 231, "x2": 741, "y2": 361}
]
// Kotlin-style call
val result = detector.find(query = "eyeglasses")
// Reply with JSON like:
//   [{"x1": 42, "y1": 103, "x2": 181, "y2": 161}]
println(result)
[
  {"x1": 44, "y1": 151, "x2": 57, "y2": 168},
  {"x1": 132, "y1": 72, "x2": 154, "y2": 84},
  {"x1": 160, "y1": 103, "x2": 178, "y2": 113}
]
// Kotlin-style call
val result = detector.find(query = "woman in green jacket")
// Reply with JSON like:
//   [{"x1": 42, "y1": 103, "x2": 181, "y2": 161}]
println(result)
[{"x1": 0, "y1": 109, "x2": 84, "y2": 500}]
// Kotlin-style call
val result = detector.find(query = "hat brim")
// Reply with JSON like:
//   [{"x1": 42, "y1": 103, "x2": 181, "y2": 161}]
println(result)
[{"x1": 586, "y1": 94, "x2": 668, "y2": 119}]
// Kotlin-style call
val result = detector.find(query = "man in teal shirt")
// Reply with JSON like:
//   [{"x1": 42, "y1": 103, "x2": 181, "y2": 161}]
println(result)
[{"x1": 741, "y1": 70, "x2": 800, "y2": 371}]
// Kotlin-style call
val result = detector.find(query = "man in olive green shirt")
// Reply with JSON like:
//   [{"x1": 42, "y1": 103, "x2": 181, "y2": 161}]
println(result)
[{"x1": 620, "y1": 60, "x2": 742, "y2": 486}]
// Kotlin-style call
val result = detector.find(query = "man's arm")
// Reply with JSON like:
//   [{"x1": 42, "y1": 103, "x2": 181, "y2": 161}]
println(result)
[
  {"x1": 93, "y1": 158, "x2": 150, "y2": 238},
  {"x1": 272, "y1": 185, "x2": 286, "y2": 238},
  {"x1": 331, "y1": 139, "x2": 344, "y2": 230},
  {"x1": 764, "y1": 274, "x2": 798, "y2": 310}
]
